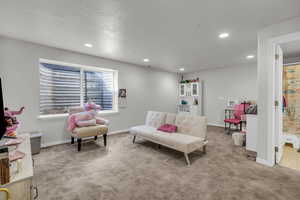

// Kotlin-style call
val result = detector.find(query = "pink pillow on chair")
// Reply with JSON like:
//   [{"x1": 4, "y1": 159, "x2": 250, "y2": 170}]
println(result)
[{"x1": 157, "y1": 124, "x2": 177, "y2": 133}]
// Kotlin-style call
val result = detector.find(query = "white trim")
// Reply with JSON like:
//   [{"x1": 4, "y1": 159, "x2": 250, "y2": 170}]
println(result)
[
  {"x1": 207, "y1": 122, "x2": 224, "y2": 128},
  {"x1": 41, "y1": 140, "x2": 69, "y2": 148},
  {"x1": 270, "y1": 31, "x2": 300, "y2": 44},
  {"x1": 80, "y1": 68, "x2": 84, "y2": 105},
  {"x1": 256, "y1": 157, "x2": 274, "y2": 167},
  {"x1": 261, "y1": 31, "x2": 300, "y2": 167},
  {"x1": 113, "y1": 69, "x2": 119, "y2": 113},
  {"x1": 108, "y1": 129, "x2": 130, "y2": 135},
  {"x1": 41, "y1": 129, "x2": 129, "y2": 148},
  {"x1": 38, "y1": 110, "x2": 119, "y2": 119},
  {"x1": 38, "y1": 113, "x2": 70, "y2": 119}
]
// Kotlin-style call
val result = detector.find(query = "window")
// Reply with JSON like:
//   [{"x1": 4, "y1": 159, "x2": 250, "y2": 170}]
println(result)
[{"x1": 39, "y1": 59, "x2": 118, "y2": 116}]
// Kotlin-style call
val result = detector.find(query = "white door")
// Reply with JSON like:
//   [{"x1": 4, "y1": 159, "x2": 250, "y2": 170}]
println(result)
[{"x1": 275, "y1": 45, "x2": 284, "y2": 164}]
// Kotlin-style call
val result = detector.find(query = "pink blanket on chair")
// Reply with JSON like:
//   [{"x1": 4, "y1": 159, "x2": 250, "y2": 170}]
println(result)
[
  {"x1": 68, "y1": 111, "x2": 109, "y2": 131},
  {"x1": 68, "y1": 111, "x2": 95, "y2": 131}
]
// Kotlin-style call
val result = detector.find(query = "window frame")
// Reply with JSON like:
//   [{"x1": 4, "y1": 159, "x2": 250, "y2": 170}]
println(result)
[{"x1": 38, "y1": 58, "x2": 119, "y2": 119}]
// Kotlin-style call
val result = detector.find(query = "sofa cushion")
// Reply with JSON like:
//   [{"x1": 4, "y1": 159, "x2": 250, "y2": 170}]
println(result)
[
  {"x1": 149, "y1": 131, "x2": 204, "y2": 153},
  {"x1": 130, "y1": 125, "x2": 158, "y2": 139},
  {"x1": 175, "y1": 113, "x2": 207, "y2": 139},
  {"x1": 145, "y1": 111, "x2": 166, "y2": 128},
  {"x1": 165, "y1": 113, "x2": 177, "y2": 125},
  {"x1": 72, "y1": 125, "x2": 108, "y2": 138},
  {"x1": 130, "y1": 125, "x2": 205, "y2": 153}
]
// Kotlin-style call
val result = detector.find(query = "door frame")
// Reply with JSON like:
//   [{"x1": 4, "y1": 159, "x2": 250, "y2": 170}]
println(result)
[
  {"x1": 267, "y1": 31, "x2": 300, "y2": 166},
  {"x1": 274, "y1": 45, "x2": 283, "y2": 164}
]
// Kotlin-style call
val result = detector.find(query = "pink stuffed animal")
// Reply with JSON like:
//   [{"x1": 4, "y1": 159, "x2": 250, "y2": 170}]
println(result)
[
  {"x1": 4, "y1": 107, "x2": 25, "y2": 136},
  {"x1": 83, "y1": 101, "x2": 101, "y2": 111},
  {"x1": 68, "y1": 102, "x2": 109, "y2": 131}
]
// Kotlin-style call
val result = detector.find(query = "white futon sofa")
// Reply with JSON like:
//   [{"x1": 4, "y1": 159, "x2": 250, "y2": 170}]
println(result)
[{"x1": 130, "y1": 111, "x2": 207, "y2": 165}]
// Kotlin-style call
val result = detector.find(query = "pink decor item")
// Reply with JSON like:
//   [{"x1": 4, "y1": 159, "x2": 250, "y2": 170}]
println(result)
[
  {"x1": 4, "y1": 106, "x2": 25, "y2": 136},
  {"x1": 67, "y1": 114, "x2": 77, "y2": 131},
  {"x1": 157, "y1": 124, "x2": 177, "y2": 133},
  {"x1": 5, "y1": 125, "x2": 18, "y2": 136},
  {"x1": 76, "y1": 119, "x2": 97, "y2": 127},
  {"x1": 96, "y1": 117, "x2": 109, "y2": 125},
  {"x1": 67, "y1": 111, "x2": 96, "y2": 131},
  {"x1": 84, "y1": 102, "x2": 101, "y2": 111},
  {"x1": 67, "y1": 101, "x2": 108, "y2": 131},
  {"x1": 4, "y1": 106, "x2": 25, "y2": 119}
]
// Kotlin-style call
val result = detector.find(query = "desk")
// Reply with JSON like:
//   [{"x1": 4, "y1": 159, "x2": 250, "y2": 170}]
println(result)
[{"x1": 0, "y1": 134, "x2": 34, "y2": 200}]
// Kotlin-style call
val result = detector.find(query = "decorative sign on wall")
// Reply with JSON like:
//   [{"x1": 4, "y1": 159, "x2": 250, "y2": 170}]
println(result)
[
  {"x1": 118, "y1": 89, "x2": 127, "y2": 108},
  {"x1": 119, "y1": 89, "x2": 127, "y2": 98},
  {"x1": 283, "y1": 65, "x2": 300, "y2": 134}
]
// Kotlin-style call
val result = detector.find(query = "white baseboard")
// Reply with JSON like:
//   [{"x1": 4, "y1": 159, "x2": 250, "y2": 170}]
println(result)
[
  {"x1": 256, "y1": 157, "x2": 274, "y2": 167},
  {"x1": 207, "y1": 123, "x2": 224, "y2": 128},
  {"x1": 108, "y1": 129, "x2": 130, "y2": 135},
  {"x1": 41, "y1": 140, "x2": 69, "y2": 148},
  {"x1": 41, "y1": 129, "x2": 130, "y2": 148}
]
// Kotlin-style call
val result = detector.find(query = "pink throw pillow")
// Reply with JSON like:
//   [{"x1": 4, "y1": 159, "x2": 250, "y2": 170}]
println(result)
[{"x1": 157, "y1": 124, "x2": 177, "y2": 133}]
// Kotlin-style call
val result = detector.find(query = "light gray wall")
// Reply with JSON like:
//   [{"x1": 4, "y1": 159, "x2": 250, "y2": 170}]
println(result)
[
  {"x1": 0, "y1": 36, "x2": 179, "y2": 146},
  {"x1": 184, "y1": 64, "x2": 257, "y2": 126}
]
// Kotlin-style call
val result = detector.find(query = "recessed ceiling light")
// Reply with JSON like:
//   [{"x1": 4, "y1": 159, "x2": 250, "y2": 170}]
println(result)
[
  {"x1": 143, "y1": 58, "x2": 150, "y2": 62},
  {"x1": 246, "y1": 55, "x2": 255, "y2": 59},
  {"x1": 84, "y1": 43, "x2": 93, "y2": 48},
  {"x1": 219, "y1": 32, "x2": 229, "y2": 39},
  {"x1": 179, "y1": 68, "x2": 185, "y2": 71}
]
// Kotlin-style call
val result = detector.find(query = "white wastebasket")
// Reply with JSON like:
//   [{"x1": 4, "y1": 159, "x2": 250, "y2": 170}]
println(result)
[
  {"x1": 232, "y1": 132, "x2": 245, "y2": 146},
  {"x1": 30, "y1": 132, "x2": 43, "y2": 155}
]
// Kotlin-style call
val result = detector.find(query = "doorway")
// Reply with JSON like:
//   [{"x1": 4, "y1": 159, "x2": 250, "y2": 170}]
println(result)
[{"x1": 275, "y1": 40, "x2": 300, "y2": 170}]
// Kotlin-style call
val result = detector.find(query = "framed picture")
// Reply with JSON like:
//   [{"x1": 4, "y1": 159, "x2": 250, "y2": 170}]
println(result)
[{"x1": 119, "y1": 89, "x2": 127, "y2": 98}]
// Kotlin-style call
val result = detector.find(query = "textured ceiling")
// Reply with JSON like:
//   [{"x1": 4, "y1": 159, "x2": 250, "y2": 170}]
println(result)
[{"x1": 0, "y1": 0, "x2": 300, "y2": 72}]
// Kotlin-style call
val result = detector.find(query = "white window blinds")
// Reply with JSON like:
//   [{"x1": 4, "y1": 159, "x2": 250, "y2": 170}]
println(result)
[
  {"x1": 39, "y1": 61, "x2": 115, "y2": 115},
  {"x1": 83, "y1": 70, "x2": 113, "y2": 111}
]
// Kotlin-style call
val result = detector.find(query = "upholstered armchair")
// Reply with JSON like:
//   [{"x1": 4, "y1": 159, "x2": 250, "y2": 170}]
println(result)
[{"x1": 68, "y1": 107, "x2": 109, "y2": 151}]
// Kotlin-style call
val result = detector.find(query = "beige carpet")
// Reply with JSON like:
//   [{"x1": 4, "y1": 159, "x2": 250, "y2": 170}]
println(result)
[{"x1": 34, "y1": 126, "x2": 300, "y2": 200}]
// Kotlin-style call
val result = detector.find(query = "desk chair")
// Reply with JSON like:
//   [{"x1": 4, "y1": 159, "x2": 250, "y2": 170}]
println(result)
[{"x1": 224, "y1": 103, "x2": 248, "y2": 134}]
